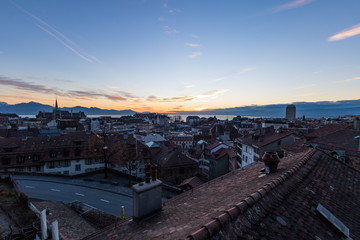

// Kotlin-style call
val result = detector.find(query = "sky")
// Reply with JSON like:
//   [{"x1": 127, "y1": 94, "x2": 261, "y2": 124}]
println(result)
[{"x1": 0, "y1": 0, "x2": 359, "y2": 113}]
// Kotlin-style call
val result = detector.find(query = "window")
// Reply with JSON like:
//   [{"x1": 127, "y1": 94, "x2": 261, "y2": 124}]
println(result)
[
  {"x1": 50, "y1": 151, "x2": 57, "y2": 158},
  {"x1": 17, "y1": 155, "x2": 25, "y2": 164},
  {"x1": 48, "y1": 162, "x2": 55, "y2": 169},
  {"x1": 74, "y1": 148, "x2": 81, "y2": 156},
  {"x1": 62, "y1": 149, "x2": 70, "y2": 157},
  {"x1": 1, "y1": 156, "x2": 11, "y2": 165},
  {"x1": 36, "y1": 166, "x2": 41, "y2": 171},
  {"x1": 32, "y1": 154, "x2": 40, "y2": 162},
  {"x1": 4, "y1": 147, "x2": 13, "y2": 152},
  {"x1": 277, "y1": 140, "x2": 281, "y2": 145},
  {"x1": 64, "y1": 161, "x2": 70, "y2": 167},
  {"x1": 75, "y1": 164, "x2": 81, "y2": 171},
  {"x1": 85, "y1": 159, "x2": 92, "y2": 165}
]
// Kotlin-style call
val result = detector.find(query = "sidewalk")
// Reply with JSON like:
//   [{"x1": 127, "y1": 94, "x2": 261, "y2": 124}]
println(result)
[{"x1": 4, "y1": 173, "x2": 134, "y2": 197}]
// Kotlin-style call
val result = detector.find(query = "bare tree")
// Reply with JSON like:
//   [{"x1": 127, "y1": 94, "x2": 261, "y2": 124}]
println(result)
[
  {"x1": 87, "y1": 120, "x2": 120, "y2": 178},
  {"x1": 114, "y1": 140, "x2": 144, "y2": 186}
]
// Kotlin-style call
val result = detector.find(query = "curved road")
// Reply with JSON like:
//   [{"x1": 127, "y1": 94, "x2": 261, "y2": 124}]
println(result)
[{"x1": 16, "y1": 179, "x2": 133, "y2": 218}]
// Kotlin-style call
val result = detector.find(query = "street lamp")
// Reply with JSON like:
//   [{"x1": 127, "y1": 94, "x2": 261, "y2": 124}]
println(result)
[{"x1": 103, "y1": 146, "x2": 108, "y2": 178}]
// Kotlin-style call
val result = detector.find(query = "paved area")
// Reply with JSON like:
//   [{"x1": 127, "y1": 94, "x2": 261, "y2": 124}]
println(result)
[
  {"x1": 15, "y1": 179, "x2": 133, "y2": 218},
  {"x1": 7, "y1": 173, "x2": 134, "y2": 197}
]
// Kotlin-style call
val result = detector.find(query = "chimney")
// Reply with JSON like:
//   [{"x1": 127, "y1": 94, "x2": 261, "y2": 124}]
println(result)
[
  {"x1": 261, "y1": 152, "x2": 280, "y2": 174},
  {"x1": 132, "y1": 164, "x2": 162, "y2": 222},
  {"x1": 354, "y1": 117, "x2": 360, "y2": 131}
]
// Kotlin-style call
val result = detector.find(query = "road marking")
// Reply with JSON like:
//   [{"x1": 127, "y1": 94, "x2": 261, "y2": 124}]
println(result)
[
  {"x1": 25, "y1": 186, "x2": 34, "y2": 188},
  {"x1": 100, "y1": 199, "x2": 110, "y2": 203},
  {"x1": 75, "y1": 193, "x2": 85, "y2": 197},
  {"x1": 51, "y1": 189, "x2": 61, "y2": 192}
]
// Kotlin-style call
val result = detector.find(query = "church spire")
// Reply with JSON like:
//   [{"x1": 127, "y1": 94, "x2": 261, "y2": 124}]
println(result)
[{"x1": 55, "y1": 98, "x2": 59, "y2": 110}]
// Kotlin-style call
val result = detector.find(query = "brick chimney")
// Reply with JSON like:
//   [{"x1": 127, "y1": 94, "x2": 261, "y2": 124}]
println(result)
[{"x1": 132, "y1": 163, "x2": 162, "y2": 222}]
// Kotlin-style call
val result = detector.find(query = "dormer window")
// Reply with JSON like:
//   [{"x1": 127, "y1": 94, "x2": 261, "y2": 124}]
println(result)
[{"x1": 50, "y1": 151, "x2": 57, "y2": 158}]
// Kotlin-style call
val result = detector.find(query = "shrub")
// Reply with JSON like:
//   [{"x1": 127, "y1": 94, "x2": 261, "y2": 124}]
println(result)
[{"x1": 18, "y1": 192, "x2": 29, "y2": 207}]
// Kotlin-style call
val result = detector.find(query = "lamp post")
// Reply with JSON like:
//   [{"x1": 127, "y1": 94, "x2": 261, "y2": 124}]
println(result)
[{"x1": 103, "y1": 146, "x2": 108, "y2": 178}]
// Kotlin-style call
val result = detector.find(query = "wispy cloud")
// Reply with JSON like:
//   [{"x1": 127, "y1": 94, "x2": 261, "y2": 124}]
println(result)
[
  {"x1": 214, "y1": 67, "x2": 255, "y2": 82},
  {"x1": 337, "y1": 77, "x2": 360, "y2": 83},
  {"x1": 173, "y1": 105, "x2": 185, "y2": 110},
  {"x1": 200, "y1": 89, "x2": 229, "y2": 97},
  {"x1": 189, "y1": 51, "x2": 202, "y2": 59},
  {"x1": 328, "y1": 24, "x2": 360, "y2": 42},
  {"x1": 294, "y1": 83, "x2": 316, "y2": 89},
  {"x1": 163, "y1": 25, "x2": 179, "y2": 34},
  {"x1": 192, "y1": 35, "x2": 199, "y2": 39},
  {"x1": 181, "y1": 82, "x2": 194, "y2": 89},
  {"x1": 158, "y1": 17, "x2": 165, "y2": 21},
  {"x1": 185, "y1": 43, "x2": 201, "y2": 48},
  {"x1": 169, "y1": 8, "x2": 181, "y2": 14},
  {"x1": 28, "y1": 76, "x2": 75, "y2": 83},
  {"x1": 296, "y1": 92, "x2": 319, "y2": 97},
  {"x1": 104, "y1": 94, "x2": 127, "y2": 101},
  {"x1": 12, "y1": 1, "x2": 100, "y2": 63},
  {"x1": 0, "y1": 76, "x2": 61, "y2": 95},
  {"x1": 0, "y1": 75, "x2": 138, "y2": 102},
  {"x1": 106, "y1": 85, "x2": 119, "y2": 89},
  {"x1": 259, "y1": 0, "x2": 316, "y2": 15},
  {"x1": 146, "y1": 89, "x2": 228, "y2": 103}
]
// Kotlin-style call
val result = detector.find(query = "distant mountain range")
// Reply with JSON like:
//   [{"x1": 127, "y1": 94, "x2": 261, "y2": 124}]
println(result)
[
  {"x1": 0, "y1": 99, "x2": 359, "y2": 118},
  {"x1": 173, "y1": 100, "x2": 360, "y2": 118},
  {"x1": 0, "y1": 101, "x2": 136, "y2": 116}
]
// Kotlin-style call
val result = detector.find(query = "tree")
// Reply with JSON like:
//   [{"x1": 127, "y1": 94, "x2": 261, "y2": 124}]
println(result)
[
  {"x1": 114, "y1": 140, "x2": 143, "y2": 186},
  {"x1": 87, "y1": 120, "x2": 121, "y2": 178}
]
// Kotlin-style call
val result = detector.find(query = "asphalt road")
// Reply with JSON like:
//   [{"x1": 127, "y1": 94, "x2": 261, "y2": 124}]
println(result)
[{"x1": 16, "y1": 179, "x2": 133, "y2": 218}]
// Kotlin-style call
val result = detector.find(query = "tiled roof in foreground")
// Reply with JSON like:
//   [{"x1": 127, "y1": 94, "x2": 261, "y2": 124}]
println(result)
[{"x1": 86, "y1": 149, "x2": 359, "y2": 240}]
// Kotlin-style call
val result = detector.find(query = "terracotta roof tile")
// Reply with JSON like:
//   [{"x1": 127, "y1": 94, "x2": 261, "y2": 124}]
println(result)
[{"x1": 87, "y1": 151, "x2": 311, "y2": 240}]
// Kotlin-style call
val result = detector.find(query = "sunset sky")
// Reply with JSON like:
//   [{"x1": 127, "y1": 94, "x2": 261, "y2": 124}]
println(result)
[{"x1": 0, "y1": 0, "x2": 359, "y2": 113}]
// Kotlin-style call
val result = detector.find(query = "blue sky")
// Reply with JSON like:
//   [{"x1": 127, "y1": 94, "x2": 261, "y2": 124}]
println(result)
[{"x1": 0, "y1": 0, "x2": 359, "y2": 112}]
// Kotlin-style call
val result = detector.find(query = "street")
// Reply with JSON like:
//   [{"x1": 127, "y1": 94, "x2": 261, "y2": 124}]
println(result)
[{"x1": 16, "y1": 179, "x2": 133, "y2": 218}]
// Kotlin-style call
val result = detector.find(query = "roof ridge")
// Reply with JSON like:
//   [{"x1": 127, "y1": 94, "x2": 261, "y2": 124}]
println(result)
[
  {"x1": 186, "y1": 149, "x2": 317, "y2": 240},
  {"x1": 316, "y1": 147, "x2": 360, "y2": 173},
  {"x1": 165, "y1": 162, "x2": 246, "y2": 204}
]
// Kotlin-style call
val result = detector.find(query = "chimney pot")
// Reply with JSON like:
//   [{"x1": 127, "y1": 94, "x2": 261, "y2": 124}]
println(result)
[
  {"x1": 261, "y1": 152, "x2": 280, "y2": 174},
  {"x1": 145, "y1": 163, "x2": 151, "y2": 183},
  {"x1": 151, "y1": 164, "x2": 157, "y2": 181}
]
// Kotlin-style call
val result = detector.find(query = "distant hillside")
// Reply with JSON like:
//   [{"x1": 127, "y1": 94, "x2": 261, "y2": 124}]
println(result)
[
  {"x1": 1, "y1": 99, "x2": 359, "y2": 118},
  {"x1": 173, "y1": 99, "x2": 360, "y2": 118},
  {"x1": 0, "y1": 101, "x2": 137, "y2": 116}
]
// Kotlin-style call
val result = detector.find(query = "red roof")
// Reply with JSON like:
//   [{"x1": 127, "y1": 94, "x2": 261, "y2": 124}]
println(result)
[{"x1": 238, "y1": 131, "x2": 294, "y2": 148}]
